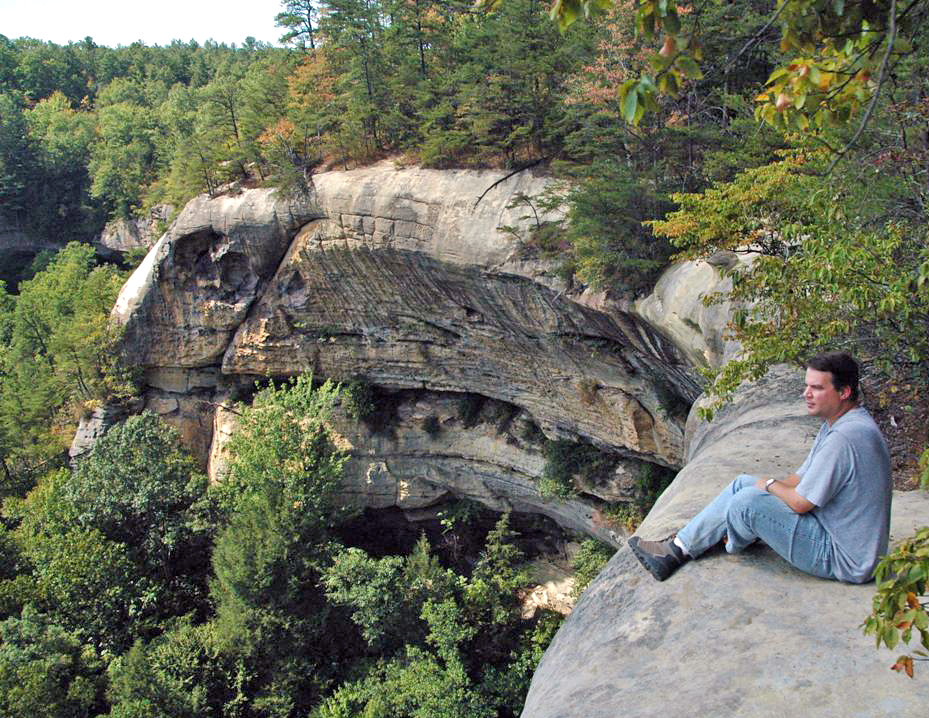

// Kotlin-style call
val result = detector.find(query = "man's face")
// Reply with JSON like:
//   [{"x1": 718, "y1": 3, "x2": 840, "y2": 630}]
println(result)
[{"x1": 804, "y1": 367, "x2": 850, "y2": 423}]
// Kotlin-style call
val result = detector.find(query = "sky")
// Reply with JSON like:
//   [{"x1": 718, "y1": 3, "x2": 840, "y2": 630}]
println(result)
[{"x1": 1, "y1": 0, "x2": 284, "y2": 47}]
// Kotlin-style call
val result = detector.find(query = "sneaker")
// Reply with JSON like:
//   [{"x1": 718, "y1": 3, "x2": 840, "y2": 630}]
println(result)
[{"x1": 628, "y1": 536, "x2": 689, "y2": 581}]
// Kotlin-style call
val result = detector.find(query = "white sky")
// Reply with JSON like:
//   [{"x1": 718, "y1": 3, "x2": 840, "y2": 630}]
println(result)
[{"x1": 1, "y1": 0, "x2": 283, "y2": 47}]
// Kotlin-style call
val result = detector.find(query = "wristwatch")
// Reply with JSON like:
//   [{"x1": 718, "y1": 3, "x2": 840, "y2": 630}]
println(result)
[{"x1": 764, "y1": 478, "x2": 776, "y2": 492}]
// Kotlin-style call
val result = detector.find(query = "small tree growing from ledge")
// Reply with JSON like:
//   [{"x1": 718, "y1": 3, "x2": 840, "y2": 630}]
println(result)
[{"x1": 863, "y1": 527, "x2": 929, "y2": 677}]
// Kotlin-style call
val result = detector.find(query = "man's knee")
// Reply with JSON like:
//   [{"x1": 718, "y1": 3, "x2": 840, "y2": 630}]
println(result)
[
  {"x1": 725, "y1": 486, "x2": 767, "y2": 524},
  {"x1": 733, "y1": 474, "x2": 759, "y2": 491}
]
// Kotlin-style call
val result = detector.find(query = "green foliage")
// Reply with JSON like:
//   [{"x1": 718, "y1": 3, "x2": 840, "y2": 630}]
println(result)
[
  {"x1": 863, "y1": 527, "x2": 929, "y2": 677},
  {"x1": 553, "y1": 160, "x2": 674, "y2": 293},
  {"x1": 341, "y1": 378, "x2": 375, "y2": 422},
  {"x1": 0, "y1": 605, "x2": 108, "y2": 718},
  {"x1": 213, "y1": 374, "x2": 347, "y2": 517},
  {"x1": 457, "y1": 394, "x2": 486, "y2": 429},
  {"x1": 25, "y1": 91, "x2": 102, "y2": 240},
  {"x1": 29, "y1": 527, "x2": 144, "y2": 652},
  {"x1": 570, "y1": 539, "x2": 614, "y2": 598},
  {"x1": 0, "y1": 521, "x2": 34, "y2": 617},
  {"x1": 0, "y1": 243, "x2": 128, "y2": 495},
  {"x1": 316, "y1": 515, "x2": 556, "y2": 718},
  {"x1": 67, "y1": 412, "x2": 213, "y2": 613},
  {"x1": 651, "y1": 151, "x2": 929, "y2": 415},
  {"x1": 89, "y1": 101, "x2": 161, "y2": 219},
  {"x1": 324, "y1": 535, "x2": 456, "y2": 654},
  {"x1": 539, "y1": 438, "x2": 614, "y2": 499},
  {"x1": 548, "y1": 0, "x2": 923, "y2": 135},
  {"x1": 4, "y1": 413, "x2": 212, "y2": 651},
  {"x1": 208, "y1": 374, "x2": 355, "y2": 716},
  {"x1": 106, "y1": 618, "x2": 233, "y2": 718}
]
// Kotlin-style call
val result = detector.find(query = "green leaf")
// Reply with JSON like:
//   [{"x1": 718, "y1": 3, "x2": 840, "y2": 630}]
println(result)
[
  {"x1": 884, "y1": 624, "x2": 900, "y2": 650},
  {"x1": 622, "y1": 86, "x2": 640, "y2": 124},
  {"x1": 766, "y1": 66, "x2": 790, "y2": 84},
  {"x1": 677, "y1": 56, "x2": 703, "y2": 80}
]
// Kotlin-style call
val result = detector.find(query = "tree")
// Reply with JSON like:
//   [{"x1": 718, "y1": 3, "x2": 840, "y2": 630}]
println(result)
[
  {"x1": 0, "y1": 605, "x2": 107, "y2": 718},
  {"x1": 208, "y1": 374, "x2": 358, "y2": 717},
  {"x1": 67, "y1": 412, "x2": 213, "y2": 612},
  {"x1": 88, "y1": 101, "x2": 161, "y2": 219},
  {"x1": 316, "y1": 515, "x2": 559, "y2": 718},
  {"x1": 0, "y1": 243, "x2": 126, "y2": 494},
  {"x1": 5, "y1": 413, "x2": 212, "y2": 651},
  {"x1": 277, "y1": 0, "x2": 320, "y2": 50},
  {"x1": 541, "y1": 0, "x2": 927, "y2": 142},
  {"x1": 13, "y1": 39, "x2": 87, "y2": 105},
  {"x1": 323, "y1": 535, "x2": 456, "y2": 654},
  {"x1": 863, "y1": 527, "x2": 929, "y2": 678},
  {"x1": 105, "y1": 618, "x2": 230, "y2": 718},
  {"x1": 25, "y1": 92, "x2": 100, "y2": 240},
  {"x1": 0, "y1": 91, "x2": 38, "y2": 221},
  {"x1": 542, "y1": 160, "x2": 674, "y2": 294},
  {"x1": 649, "y1": 149, "x2": 929, "y2": 412}
]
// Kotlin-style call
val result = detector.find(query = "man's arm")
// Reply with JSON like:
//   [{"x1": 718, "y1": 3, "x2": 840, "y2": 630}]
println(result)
[{"x1": 754, "y1": 476, "x2": 817, "y2": 513}]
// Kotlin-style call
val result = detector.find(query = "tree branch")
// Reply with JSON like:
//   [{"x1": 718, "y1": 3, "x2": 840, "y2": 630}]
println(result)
[
  {"x1": 825, "y1": 0, "x2": 898, "y2": 174},
  {"x1": 473, "y1": 158, "x2": 545, "y2": 209}
]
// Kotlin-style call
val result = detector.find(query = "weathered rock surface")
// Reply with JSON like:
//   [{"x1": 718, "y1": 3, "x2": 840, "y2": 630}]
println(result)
[
  {"x1": 107, "y1": 164, "x2": 703, "y2": 540},
  {"x1": 521, "y1": 366, "x2": 929, "y2": 718},
  {"x1": 633, "y1": 256, "x2": 745, "y2": 369},
  {"x1": 222, "y1": 165, "x2": 698, "y2": 467},
  {"x1": 95, "y1": 204, "x2": 173, "y2": 259},
  {"x1": 209, "y1": 390, "x2": 638, "y2": 546},
  {"x1": 113, "y1": 188, "x2": 320, "y2": 367}
]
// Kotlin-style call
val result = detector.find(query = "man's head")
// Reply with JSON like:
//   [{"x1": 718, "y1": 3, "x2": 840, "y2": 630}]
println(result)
[{"x1": 804, "y1": 352, "x2": 859, "y2": 424}]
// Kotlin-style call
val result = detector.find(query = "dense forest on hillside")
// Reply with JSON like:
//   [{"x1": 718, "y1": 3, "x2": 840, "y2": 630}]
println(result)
[{"x1": 1, "y1": 0, "x2": 929, "y2": 712}]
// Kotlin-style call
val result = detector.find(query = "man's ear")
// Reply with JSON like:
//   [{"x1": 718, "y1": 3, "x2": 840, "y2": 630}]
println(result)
[{"x1": 839, "y1": 386, "x2": 851, "y2": 400}]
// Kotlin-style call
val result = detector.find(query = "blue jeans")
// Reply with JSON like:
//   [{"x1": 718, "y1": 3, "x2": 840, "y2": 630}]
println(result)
[{"x1": 676, "y1": 474, "x2": 836, "y2": 580}]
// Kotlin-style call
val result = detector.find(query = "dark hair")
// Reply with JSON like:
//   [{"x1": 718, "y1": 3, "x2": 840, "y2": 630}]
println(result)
[{"x1": 806, "y1": 352, "x2": 859, "y2": 402}]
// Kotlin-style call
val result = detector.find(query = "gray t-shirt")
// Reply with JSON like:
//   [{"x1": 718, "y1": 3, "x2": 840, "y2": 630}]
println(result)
[{"x1": 795, "y1": 407, "x2": 891, "y2": 583}]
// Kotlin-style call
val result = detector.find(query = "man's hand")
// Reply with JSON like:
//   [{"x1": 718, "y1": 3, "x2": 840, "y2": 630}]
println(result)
[{"x1": 756, "y1": 477, "x2": 817, "y2": 514}]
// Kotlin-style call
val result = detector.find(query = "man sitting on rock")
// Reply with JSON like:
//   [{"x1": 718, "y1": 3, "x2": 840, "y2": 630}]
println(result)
[{"x1": 629, "y1": 352, "x2": 892, "y2": 583}]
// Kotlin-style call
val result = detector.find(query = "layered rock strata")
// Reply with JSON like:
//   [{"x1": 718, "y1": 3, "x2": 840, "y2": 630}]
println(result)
[
  {"x1": 521, "y1": 366, "x2": 929, "y2": 717},
  {"x1": 104, "y1": 163, "x2": 706, "y2": 539},
  {"x1": 208, "y1": 390, "x2": 651, "y2": 546}
]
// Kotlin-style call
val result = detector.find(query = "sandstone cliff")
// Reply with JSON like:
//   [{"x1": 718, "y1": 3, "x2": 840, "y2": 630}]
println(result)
[{"x1": 104, "y1": 163, "x2": 704, "y2": 542}]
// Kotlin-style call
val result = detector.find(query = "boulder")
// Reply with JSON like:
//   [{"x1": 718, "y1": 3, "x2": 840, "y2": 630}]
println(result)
[
  {"x1": 112, "y1": 188, "x2": 320, "y2": 367},
  {"x1": 633, "y1": 258, "x2": 745, "y2": 369},
  {"x1": 521, "y1": 366, "x2": 929, "y2": 718},
  {"x1": 95, "y1": 204, "x2": 173, "y2": 258}
]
